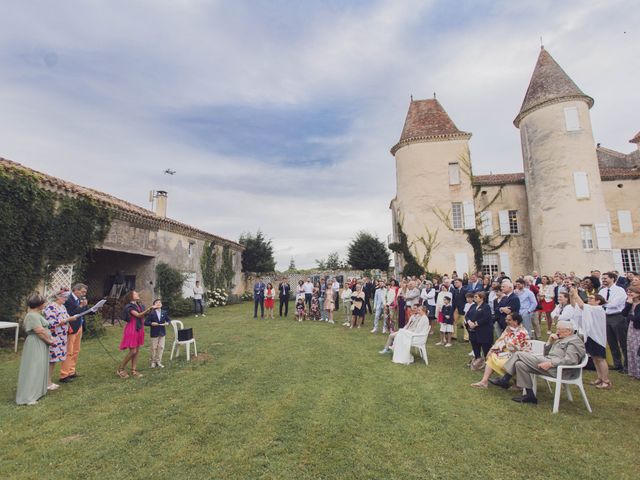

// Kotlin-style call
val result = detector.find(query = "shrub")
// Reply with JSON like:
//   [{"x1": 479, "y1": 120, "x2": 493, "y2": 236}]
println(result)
[
  {"x1": 208, "y1": 288, "x2": 228, "y2": 307},
  {"x1": 155, "y1": 263, "x2": 186, "y2": 313},
  {"x1": 168, "y1": 297, "x2": 194, "y2": 317},
  {"x1": 240, "y1": 291, "x2": 253, "y2": 302},
  {"x1": 84, "y1": 312, "x2": 106, "y2": 338}
]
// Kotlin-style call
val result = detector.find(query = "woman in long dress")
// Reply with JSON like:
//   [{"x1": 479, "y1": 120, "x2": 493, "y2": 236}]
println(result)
[
  {"x1": 392, "y1": 305, "x2": 429, "y2": 365},
  {"x1": 16, "y1": 295, "x2": 54, "y2": 405},
  {"x1": 624, "y1": 286, "x2": 640, "y2": 380},
  {"x1": 350, "y1": 284, "x2": 366, "y2": 328}
]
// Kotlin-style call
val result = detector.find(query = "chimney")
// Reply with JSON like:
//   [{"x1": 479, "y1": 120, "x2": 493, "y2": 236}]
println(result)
[{"x1": 155, "y1": 190, "x2": 168, "y2": 218}]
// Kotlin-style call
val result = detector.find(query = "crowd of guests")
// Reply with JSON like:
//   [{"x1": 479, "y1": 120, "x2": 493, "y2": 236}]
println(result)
[
  {"x1": 255, "y1": 267, "x2": 640, "y2": 405},
  {"x1": 15, "y1": 283, "x2": 174, "y2": 405}
]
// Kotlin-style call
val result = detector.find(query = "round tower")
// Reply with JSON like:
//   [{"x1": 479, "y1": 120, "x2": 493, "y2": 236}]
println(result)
[
  {"x1": 390, "y1": 97, "x2": 474, "y2": 276},
  {"x1": 514, "y1": 47, "x2": 614, "y2": 274}
]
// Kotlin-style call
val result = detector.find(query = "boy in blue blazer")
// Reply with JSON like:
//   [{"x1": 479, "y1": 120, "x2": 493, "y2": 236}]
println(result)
[{"x1": 144, "y1": 299, "x2": 171, "y2": 368}]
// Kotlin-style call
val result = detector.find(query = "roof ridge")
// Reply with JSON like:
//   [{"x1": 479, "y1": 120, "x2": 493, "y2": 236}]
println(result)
[
  {"x1": 514, "y1": 48, "x2": 593, "y2": 127},
  {"x1": 0, "y1": 157, "x2": 243, "y2": 248},
  {"x1": 391, "y1": 98, "x2": 471, "y2": 155}
]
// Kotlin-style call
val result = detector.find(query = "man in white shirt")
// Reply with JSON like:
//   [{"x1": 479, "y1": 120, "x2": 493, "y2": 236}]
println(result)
[
  {"x1": 193, "y1": 281, "x2": 205, "y2": 317},
  {"x1": 303, "y1": 279, "x2": 314, "y2": 310},
  {"x1": 598, "y1": 271, "x2": 628, "y2": 372}
]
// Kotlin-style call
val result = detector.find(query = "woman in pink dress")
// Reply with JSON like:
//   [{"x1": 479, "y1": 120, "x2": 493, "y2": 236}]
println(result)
[{"x1": 117, "y1": 290, "x2": 152, "y2": 379}]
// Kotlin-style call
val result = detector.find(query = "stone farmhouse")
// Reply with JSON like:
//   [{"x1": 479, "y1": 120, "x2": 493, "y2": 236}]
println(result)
[
  {"x1": 390, "y1": 47, "x2": 640, "y2": 278},
  {"x1": 0, "y1": 158, "x2": 244, "y2": 306}
]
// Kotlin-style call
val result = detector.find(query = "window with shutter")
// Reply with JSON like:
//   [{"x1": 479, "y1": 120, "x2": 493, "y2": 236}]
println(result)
[
  {"x1": 448, "y1": 163, "x2": 460, "y2": 185},
  {"x1": 451, "y1": 203, "x2": 463, "y2": 230},
  {"x1": 499, "y1": 252, "x2": 511, "y2": 278},
  {"x1": 618, "y1": 210, "x2": 633, "y2": 233},
  {"x1": 621, "y1": 249, "x2": 640, "y2": 273},
  {"x1": 573, "y1": 172, "x2": 590, "y2": 199},
  {"x1": 498, "y1": 210, "x2": 509, "y2": 235},
  {"x1": 595, "y1": 223, "x2": 611, "y2": 250},
  {"x1": 564, "y1": 107, "x2": 580, "y2": 131},
  {"x1": 480, "y1": 211, "x2": 493, "y2": 236},
  {"x1": 508, "y1": 210, "x2": 519, "y2": 234},
  {"x1": 463, "y1": 201, "x2": 475, "y2": 230},
  {"x1": 580, "y1": 225, "x2": 594, "y2": 249},
  {"x1": 455, "y1": 253, "x2": 469, "y2": 276}
]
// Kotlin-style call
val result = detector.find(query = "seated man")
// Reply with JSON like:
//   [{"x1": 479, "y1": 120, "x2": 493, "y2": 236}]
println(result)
[
  {"x1": 378, "y1": 305, "x2": 427, "y2": 356},
  {"x1": 489, "y1": 320, "x2": 586, "y2": 404}
]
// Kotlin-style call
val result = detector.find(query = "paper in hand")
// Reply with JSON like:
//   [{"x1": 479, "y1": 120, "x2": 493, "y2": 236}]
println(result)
[{"x1": 76, "y1": 299, "x2": 107, "y2": 317}]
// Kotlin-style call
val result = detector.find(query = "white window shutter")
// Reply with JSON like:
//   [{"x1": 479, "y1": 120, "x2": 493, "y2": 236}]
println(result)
[
  {"x1": 499, "y1": 252, "x2": 511, "y2": 278},
  {"x1": 455, "y1": 253, "x2": 469, "y2": 276},
  {"x1": 499, "y1": 210, "x2": 509, "y2": 235},
  {"x1": 618, "y1": 210, "x2": 633, "y2": 233},
  {"x1": 463, "y1": 201, "x2": 476, "y2": 230},
  {"x1": 480, "y1": 211, "x2": 493, "y2": 236},
  {"x1": 595, "y1": 223, "x2": 611, "y2": 250},
  {"x1": 606, "y1": 211, "x2": 612, "y2": 233},
  {"x1": 448, "y1": 163, "x2": 460, "y2": 185},
  {"x1": 573, "y1": 172, "x2": 590, "y2": 199},
  {"x1": 612, "y1": 249, "x2": 624, "y2": 273},
  {"x1": 564, "y1": 107, "x2": 580, "y2": 131}
]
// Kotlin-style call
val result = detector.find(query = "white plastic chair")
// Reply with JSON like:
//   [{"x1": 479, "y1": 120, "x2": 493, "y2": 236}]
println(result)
[
  {"x1": 531, "y1": 354, "x2": 592, "y2": 414},
  {"x1": 170, "y1": 320, "x2": 197, "y2": 361},
  {"x1": 530, "y1": 339, "x2": 546, "y2": 356},
  {"x1": 409, "y1": 324, "x2": 431, "y2": 365}
]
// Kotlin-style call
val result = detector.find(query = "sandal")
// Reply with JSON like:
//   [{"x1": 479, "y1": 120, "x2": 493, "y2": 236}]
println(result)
[
  {"x1": 589, "y1": 379, "x2": 603, "y2": 386},
  {"x1": 116, "y1": 369, "x2": 129, "y2": 379},
  {"x1": 470, "y1": 382, "x2": 488, "y2": 389},
  {"x1": 131, "y1": 370, "x2": 144, "y2": 378},
  {"x1": 595, "y1": 381, "x2": 611, "y2": 389}
]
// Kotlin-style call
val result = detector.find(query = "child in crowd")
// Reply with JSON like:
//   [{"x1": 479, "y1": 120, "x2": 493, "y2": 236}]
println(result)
[
  {"x1": 436, "y1": 294, "x2": 454, "y2": 347},
  {"x1": 323, "y1": 290, "x2": 335, "y2": 324},
  {"x1": 264, "y1": 283, "x2": 275, "y2": 319},
  {"x1": 144, "y1": 299, "x2": 171, "y2": 368},
  {"x1": 310, "y1": 289, "x2": 321, "y2": 321},
  {"x1": 295, "y1": 296, "x2": 306, "y2": 322},
  {"x1": 383, "y1": 304, "x2": 394, "y2": 334}
]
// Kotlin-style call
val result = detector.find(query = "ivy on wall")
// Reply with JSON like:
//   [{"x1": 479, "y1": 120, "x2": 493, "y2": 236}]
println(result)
[
  {"x1": 388, "y1": 222, "x2": 425, "y2": 277},
  {"x1": 0, "y1": 168, "x2": 111, "y2": 321},
  {"x1": 199, "y1": 242, "x2": 236, "y2": 294}
]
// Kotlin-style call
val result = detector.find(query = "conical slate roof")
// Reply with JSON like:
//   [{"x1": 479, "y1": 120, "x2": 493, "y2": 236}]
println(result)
[
  {"x1": 514, "y1": 47, "x2": 594, "y2": 127},
  {"x1": 391, "y1": 98, "x2": 471, "y2": 155}
]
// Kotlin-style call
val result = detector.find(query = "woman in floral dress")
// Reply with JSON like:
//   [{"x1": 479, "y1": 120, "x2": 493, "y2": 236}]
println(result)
[
  {"x1": 471, "y1": 312, "x2": 531, "y2": 388},
  {"x1": 43, "y1": 290, "x2": 78, "y2": 391}
]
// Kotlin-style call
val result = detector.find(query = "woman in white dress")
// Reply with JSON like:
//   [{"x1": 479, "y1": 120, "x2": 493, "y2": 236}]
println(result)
[{"x1": 379, "y1": 305, "x2": 429, "y2": 365}]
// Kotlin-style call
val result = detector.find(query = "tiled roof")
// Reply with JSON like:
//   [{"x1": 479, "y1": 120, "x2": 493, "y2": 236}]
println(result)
[
  {"x1": 0, "y1": 157, "x2": 243, "y2": 249},
  {"x1": 473, "y1": 166, "x2": 640, "y2": 186},
  {"x1": 473, "y1": 173, "x2": 525, "y2": 186},
  {"x1": 391, "y1": 98, "x2": 471, "y2": 155},
  {"x1": 514, "y1": 48, "x2": 593, "y2": 127},
  {"x1": 630, "y1": 131, "x2": 640, "y2": 144},
  {"x1": 600, "y1": 167, "x2": 640, "y2": 180}
]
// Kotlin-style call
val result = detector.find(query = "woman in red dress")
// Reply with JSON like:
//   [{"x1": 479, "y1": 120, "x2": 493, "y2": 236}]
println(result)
[
  {"x1": 117, "y1": 290, "x2": 152, "y2": 378},
  {"x1": 536, "y1": 275, "x2": 555, "y2": 336},
  {"x1": 264, "y1": 283, "x2": 275, "y2": 319}
]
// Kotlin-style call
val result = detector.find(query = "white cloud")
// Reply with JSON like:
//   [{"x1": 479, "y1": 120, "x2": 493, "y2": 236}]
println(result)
[{"x1": 0, "y1": 0, "x2": 637, "y2": 270}]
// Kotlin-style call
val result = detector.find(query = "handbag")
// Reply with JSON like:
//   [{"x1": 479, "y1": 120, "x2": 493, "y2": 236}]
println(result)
[{"x1": 177, "y1": 328, "x2": 193, "y2": 341}]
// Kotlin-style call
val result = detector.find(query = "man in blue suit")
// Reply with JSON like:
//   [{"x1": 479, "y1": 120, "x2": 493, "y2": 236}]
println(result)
[
  {"x1": 495, "y1": 279, "x2": 520, "y2": 333},
  {"x1": 253, "y1": 277, "x2": 266, "y2": 319}
]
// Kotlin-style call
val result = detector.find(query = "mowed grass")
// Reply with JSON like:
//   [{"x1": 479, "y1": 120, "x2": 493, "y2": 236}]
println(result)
[{"x1": 1, "y1": 302, "x2": 639, "y2": 479}]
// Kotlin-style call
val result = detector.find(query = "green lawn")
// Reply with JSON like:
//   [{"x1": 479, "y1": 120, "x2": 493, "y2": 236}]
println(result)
[{"x1": 1, "y1": 302, "x2": 639, "y2": 479}]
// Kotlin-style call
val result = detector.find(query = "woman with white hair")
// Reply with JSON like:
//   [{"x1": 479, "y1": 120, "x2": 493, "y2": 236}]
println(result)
[{"x1": 43, "y1": 290, "x2": 79, "y2": 391}]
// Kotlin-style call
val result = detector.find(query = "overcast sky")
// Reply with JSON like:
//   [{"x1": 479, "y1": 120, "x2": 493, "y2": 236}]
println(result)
[{"x1": 1, "y1": 0, "x2": 637, "y2": 269}]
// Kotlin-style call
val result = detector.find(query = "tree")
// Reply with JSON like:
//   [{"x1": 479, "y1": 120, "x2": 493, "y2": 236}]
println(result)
[
  {"x1": 315, "y1": 258, "x2": 327, "y2": 269},
  {"x1": 239, "y1": 230, "x2": 276, "y2": 273},
  {"x1": 347, "y1": 231, "x2": 390, "y2": 271},
  {"x1": 286, "y1": 257, "x2": 298, "y2": 273},
  {"x1": 325, "y1": 251, "x2": 342, "y2": 270}
]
